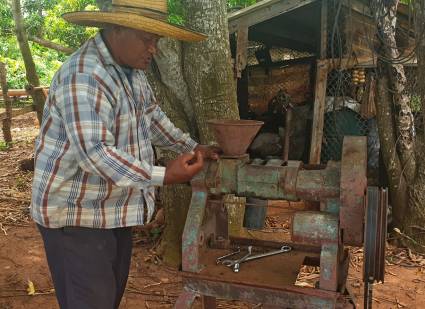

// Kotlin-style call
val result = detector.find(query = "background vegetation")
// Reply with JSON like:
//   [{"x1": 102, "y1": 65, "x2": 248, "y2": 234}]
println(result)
[{"x1": 0, "y1": 0, "x2": 257, "y2": 89}]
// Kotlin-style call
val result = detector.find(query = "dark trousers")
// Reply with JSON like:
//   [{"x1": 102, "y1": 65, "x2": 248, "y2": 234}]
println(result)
[{"x1": 37, "y1": 224, "x2": 133, "y2": 309}]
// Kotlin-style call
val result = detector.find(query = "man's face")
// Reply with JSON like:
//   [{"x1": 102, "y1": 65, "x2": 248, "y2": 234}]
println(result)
[{"x1": 114, "y1": 28, "x2": 160, "y2": 70}]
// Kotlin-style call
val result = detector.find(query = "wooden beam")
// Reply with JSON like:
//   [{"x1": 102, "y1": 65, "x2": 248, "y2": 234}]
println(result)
[
  {"x1": 309, "y1": 1, "x2": 329, "y2": 164},
  {"x1": 228, "y1": 0, "x2": 319, "y2": 34},
  {"x1": 252, "y1": 22, "x2": 317, "y2": 50},
  {"x1": 309, "y1": 59, "x2": 328, "y2": 164},
  {"x1": 0, "y1": 87, "x2": 48, "y2": 98}
]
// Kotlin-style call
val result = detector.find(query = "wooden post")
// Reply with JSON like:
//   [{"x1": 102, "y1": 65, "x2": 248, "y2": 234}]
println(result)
[
  {"x1": 309, "y1": 0, "x2": 329, "y2": 164},
  {"x1": 235, "y1": 24, "x2": 248, "y2": 79},
  {"x1": 309, "y1": 60, "x2": 328, "y2": 164},
  {"x1": 0, "y1": 62, "x2": 12, "y2": 144},
  {"x1": 319, "y1": 0, "x2": 328, "y2": 59}
]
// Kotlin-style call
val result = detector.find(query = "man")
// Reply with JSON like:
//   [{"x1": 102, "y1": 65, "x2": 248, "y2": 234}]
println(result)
[{"x1": 31, "y1": 1, "x2": 219, "y2": 308}]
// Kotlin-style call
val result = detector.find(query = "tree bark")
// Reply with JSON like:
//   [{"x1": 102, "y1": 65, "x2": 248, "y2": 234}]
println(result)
[
  {"x1": 372, "y1": 0, "x2": 425, "y2": 251},
  {"x1": 28, "y1": 35, "x2": 75, "y2": 55},
  {"x1": 414, "y1": 0, "x2": 425, "y2": 137},
  {"x1": 10, "y1": 0, "x2": 45, "y2": 125},
  {"x1": 373, "y1": 0, "x2": 416, "y2": 182},
  {"x1": 400, "y1": 0, "x2": 425, "y2": 252},
  {"x1": 0, "y1": 62, "x2": 13, "y2": 144},
  {"x1": 153, "y1": 39, "x2": 199, "y2": 137},
  {"x1": 146, "y1": 52, "x2": 195, "y2": 267},
  {"x1": 149, "y1": 0, "x2": 240, "y2": 267},
  {"x1": 182, "y1": 0, "x2": 239, "y2": 143},
  {"x1": 375, "y1": 71, "x2": 408, "y2": 225}
]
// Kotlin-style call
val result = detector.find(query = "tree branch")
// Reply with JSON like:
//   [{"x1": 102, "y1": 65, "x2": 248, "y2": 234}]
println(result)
[{"x1": 28, "y1": 35, "x2": 75, "y2": 55}]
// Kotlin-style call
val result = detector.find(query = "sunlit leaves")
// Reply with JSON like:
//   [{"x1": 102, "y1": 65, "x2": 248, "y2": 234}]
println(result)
[{"x1": 1, "y1": 0, "x2": 259, "y2": 88}]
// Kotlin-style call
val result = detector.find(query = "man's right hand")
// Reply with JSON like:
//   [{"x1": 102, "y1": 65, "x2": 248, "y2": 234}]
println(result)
[{"x1": 163, "y1": 151, "x2": 204, "y2": 185}]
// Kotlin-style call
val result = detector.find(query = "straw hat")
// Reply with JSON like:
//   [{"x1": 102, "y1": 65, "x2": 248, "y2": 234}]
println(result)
[{"x1": 62, "y1": 0, "x2": 207, "y2": 42}]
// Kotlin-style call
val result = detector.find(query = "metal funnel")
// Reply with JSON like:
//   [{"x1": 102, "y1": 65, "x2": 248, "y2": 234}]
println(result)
[{"x1": 207, "y1": 119, "x2": 264, "y2": 156}]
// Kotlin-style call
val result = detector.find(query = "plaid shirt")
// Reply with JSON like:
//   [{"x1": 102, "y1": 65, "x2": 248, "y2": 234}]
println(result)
[{"x1": 31, "y1": 33, "x2": 197, "y2": 228}]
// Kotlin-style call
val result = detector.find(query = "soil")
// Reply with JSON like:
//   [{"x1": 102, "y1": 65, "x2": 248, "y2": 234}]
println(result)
[{"x1": 0, "y1": 112, "x2": 425, "y2": 309}]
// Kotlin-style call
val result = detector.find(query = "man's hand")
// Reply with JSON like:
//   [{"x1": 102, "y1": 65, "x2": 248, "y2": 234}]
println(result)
[
  {"x1": 194, "y1": 145, "x2": 222, "y2": 160},
  {"x1": 163, "y1": 151, "x2": 204, "y2": 185}
]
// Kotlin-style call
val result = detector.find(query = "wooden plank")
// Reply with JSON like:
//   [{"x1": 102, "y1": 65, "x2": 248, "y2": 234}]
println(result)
[
  {"x1": 228, "y1": 0, "x2": 318, "y2": 34},
  {"x1": 0, "y1": 87, "x2": 48, "y2": 98},
  {"x1": 309, "y1": 60, "x2": 328, "y2": 164},
  {"x1": 308, "y1": 2, "x2": 329, "y2": 165},
  {"x1": 0, "y1": 105, "x2": 34, "y2": 121}
]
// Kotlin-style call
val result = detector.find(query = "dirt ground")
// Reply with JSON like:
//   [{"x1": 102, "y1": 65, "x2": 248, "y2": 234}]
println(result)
[{"x1": 0, "y1": 112, "x2": 425, "y2": 309}]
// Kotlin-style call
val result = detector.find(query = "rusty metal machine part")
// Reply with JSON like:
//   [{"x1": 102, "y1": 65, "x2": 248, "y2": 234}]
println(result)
[
  {"x1": 177, "y1": 123, "x2": 379, "y2": 308},
  {"x1": 206, "y1": 119, "x2": 263, "y2": 157},
  {"x1": 222, "y1": 245, "x2": 292, "y2": 273},
  {"x1": 363, "y1": 187, "x2": 388, "y2": 309},
  {"x1": 340, "y1": 136, "x2": 368, "y2": 246},
  {"x1": 216, "y1": 247, "x2": 240, "y2": 264}
]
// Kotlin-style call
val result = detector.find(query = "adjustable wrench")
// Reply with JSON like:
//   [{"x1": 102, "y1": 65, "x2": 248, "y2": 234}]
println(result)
[
  {"x1": 221, "y1": 246, "x2": 253, "y2": 272},
  {"x1": 233, "y1": 245, "x2": 291, "y2": 272},
  {"x1": 216, "y1": 247, "x2": 241, "y2": 265}
]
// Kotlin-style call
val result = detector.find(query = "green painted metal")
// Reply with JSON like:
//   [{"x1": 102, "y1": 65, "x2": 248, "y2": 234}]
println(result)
[
  {"x1": 322, "y1": 198, "x2": 341, "y2": 214},
  {"x1": 320, "y1": 243, "x2": 339, "y2": 291},
  {"x1": 292, "y1": 211, "x2": 339, "y2": 245},
  {"x1": 182, "y1": 189, "x2": 208, "y2": 273},
  {"x1": 204, "y1": 158, "x2": 341, "y2": 202},
  {"x1": 295, "y1": 163, "x2": 340, "y2": 201},
  {"x1": 237, "y1": 164, "x2": 293, "y2": 200}
]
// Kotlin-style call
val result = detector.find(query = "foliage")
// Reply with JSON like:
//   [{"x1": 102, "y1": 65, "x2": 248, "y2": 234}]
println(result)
[
  {"x1": 0, "y1": 0, "x2": 258, "y2": 89},
  {"x1": 168, "y1": 0, "x2": 185, "y2": 25},
  {"x1": 0, "y1": 0, "x2": 96, "y2": 89},
  {"x1": 0, "y1": 141, "x2": 12, "y2": 151}
]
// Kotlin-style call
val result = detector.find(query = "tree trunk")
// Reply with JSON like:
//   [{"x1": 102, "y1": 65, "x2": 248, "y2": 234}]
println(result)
[
  {"x1": 0, "y1": 62, "x2": 13, "y2": 145},
  {"x1": 10, "y1": 0, "x2": 45, "y2": 124},
  {"x1": 372, "y1": 0, "x2": 425, "y2": 251},
  {"x1": 400, "y1": 0, "x2": 425, "y2": 252},
  {"x1": 373, "y1": 0, "x2": 416, "y2": 182},
  {"x1": 149, "y1": 0, "x2": 240, "y2": 267},
  {"x1": 375, "y1": 71, "x2": 408, "y2": 225},
  {"x1": 146, "y1": 41, "x2": 196, "y2": 266},
  {"x1": 182, "y1": 0, "x2": 239, "y2": 143},
  {"x1": 28, "y1": 35, "x2": 75, "y2": 55}
]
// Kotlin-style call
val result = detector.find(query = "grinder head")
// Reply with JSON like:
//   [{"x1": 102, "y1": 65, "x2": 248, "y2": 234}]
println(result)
[{"x1": 207, "y1": 119, "x2": 264, "y2": 156}]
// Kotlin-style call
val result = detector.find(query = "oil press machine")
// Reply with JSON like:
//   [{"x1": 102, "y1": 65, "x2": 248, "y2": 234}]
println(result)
[{"x1": 175, "y1": 120, "x2": 387, "y2": 309}]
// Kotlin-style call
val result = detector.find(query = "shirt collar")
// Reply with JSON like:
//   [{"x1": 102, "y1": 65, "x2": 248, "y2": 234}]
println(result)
[{"x1": 94, "y1": 32, "x2": 118, "y2": 67}]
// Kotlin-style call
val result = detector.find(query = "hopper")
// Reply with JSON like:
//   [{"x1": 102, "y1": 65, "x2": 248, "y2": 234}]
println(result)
[{"x1": 207, "y1": 119, "x2": 264, "y2": 157}]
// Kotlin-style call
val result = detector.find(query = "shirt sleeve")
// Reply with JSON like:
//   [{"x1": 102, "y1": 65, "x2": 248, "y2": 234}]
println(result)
[
  {"x1": 149, "y1": 99, "x2": 198, "y2": 154},
  {"x1": 54, "y1": 73, "x2": 161, "y2": 188}
]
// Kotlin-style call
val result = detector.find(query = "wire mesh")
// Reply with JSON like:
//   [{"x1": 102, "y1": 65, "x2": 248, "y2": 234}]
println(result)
[
  {"x1": 247, "y1": 41, "x2": 312, "y2": 67},
  {"x1": 321, "y1": 69, "x2": 369, "y2": 163}
]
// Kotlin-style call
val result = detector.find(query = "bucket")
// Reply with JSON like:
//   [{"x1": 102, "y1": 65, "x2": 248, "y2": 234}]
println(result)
[{"x1": 243, "y1": 197, "x2": 267, "y2": 230}]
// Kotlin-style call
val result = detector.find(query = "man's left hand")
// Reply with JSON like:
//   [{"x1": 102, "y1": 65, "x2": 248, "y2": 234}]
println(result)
[{"x1": 194, "y1": 145, "x2": 222, "y2": 160}]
